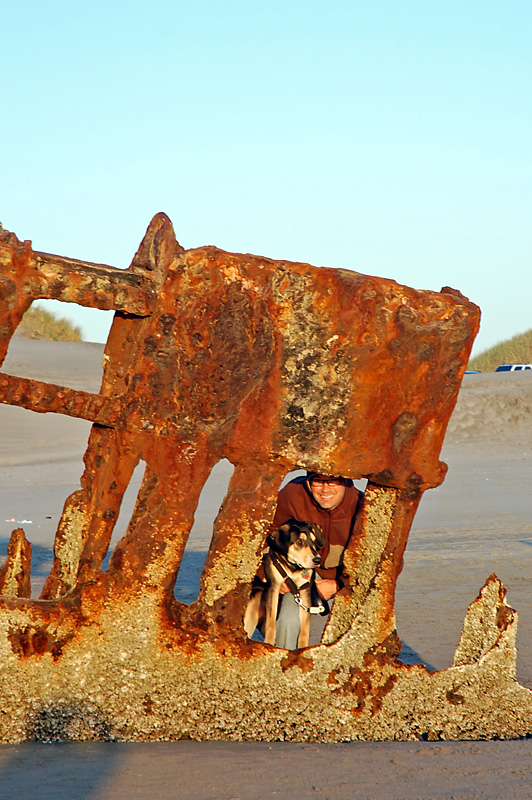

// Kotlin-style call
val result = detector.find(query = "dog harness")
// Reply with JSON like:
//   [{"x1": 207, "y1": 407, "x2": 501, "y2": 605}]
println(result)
[{"x1": 270, "y1": 551, "x2": 327, "y2": 615}]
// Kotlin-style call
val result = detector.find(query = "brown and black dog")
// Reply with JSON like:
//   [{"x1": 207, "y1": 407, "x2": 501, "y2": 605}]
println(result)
[{"x1": 244, "y1": 519, "x2": 325, "y2": 648}]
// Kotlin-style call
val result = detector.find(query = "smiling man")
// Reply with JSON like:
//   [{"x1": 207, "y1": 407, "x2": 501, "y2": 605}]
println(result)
[{"x1": 270, "y1": 471, "x2": 363, "y2": 649}]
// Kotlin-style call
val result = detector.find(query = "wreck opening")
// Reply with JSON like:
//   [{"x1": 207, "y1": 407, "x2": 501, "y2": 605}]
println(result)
[
  {"x1": 0, "y1": 396, "x2": 92, "y2": 599},
  {"x1": 101, "y1": 459, "x2": 146, "y2": 571},
  {"x1": 174, "y1": 459, "x2": 234, "y2": 605},
  {"x1": 5, "y1": 301, "x2": 107, "y2": 395},
  {"x1": 240, "y1": 470, "x2": 371, "y2": 649},
  {"x1": 34, "y1": 298, "x2": 113, "y2": 347}
]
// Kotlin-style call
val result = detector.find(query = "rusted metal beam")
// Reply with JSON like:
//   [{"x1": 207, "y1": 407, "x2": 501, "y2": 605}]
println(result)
[
  {"x1": 0, "y1": 373, "x2": 114, "y2": 425},
  {"x1": 33, "y1": 250, "x2": 154, "y2": 314}
]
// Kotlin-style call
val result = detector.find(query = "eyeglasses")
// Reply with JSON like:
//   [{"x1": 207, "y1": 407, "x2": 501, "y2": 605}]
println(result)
[{"x1": 309, "y1": 477, "x2": 343, "y2": 487}]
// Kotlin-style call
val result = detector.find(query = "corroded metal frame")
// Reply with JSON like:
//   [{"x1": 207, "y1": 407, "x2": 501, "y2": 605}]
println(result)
[{"x1": 0, "y1": 214, "x2": 530, "y2": 743}]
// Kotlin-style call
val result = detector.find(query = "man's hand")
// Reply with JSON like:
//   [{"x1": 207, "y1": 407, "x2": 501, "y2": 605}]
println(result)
[
  {"x1": 316, "y1": 579, "x2": 338, "y2": 601},
  {"x1": 279, "y1": 582, "x2": 290, "y2": 594}
]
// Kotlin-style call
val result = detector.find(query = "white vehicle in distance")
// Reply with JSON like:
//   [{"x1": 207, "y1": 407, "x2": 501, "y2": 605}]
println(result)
[{"x1": 495, "y1": 364, "x2": 532, "y2": 372}]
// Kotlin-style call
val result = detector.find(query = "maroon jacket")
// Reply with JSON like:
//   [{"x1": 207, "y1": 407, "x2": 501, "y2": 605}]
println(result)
[{"x1": 271, "y1": 476, "x2": 362, "y2": 582}]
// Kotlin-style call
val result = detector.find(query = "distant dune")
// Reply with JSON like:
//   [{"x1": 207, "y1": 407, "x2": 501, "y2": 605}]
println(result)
[
  {"x1": 449, "y1": 371, "x2": 532, "y2": 441},
  {"x1": 469, "y1": 327, "x2": 532, "y2": 372}
]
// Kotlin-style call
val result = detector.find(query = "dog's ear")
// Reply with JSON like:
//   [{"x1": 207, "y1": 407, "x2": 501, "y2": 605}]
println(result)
[
  {"x1": 267, "y1": 523, "x2": 292, "y2": 551},
  {"x1": 308, "y1": 522, "x2": 325, "y2": 549}
]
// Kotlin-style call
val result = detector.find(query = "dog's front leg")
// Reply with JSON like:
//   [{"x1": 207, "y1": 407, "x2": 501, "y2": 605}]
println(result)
[
  {"x1": 264, "y1": 585, "x2": 280, "y2": 645},
  {"x1": 244, "y1": 592, "x2": 262, "y2": 639},
  {"x1": 296, "y1": 588, "x2": 312, "y2": 648}
]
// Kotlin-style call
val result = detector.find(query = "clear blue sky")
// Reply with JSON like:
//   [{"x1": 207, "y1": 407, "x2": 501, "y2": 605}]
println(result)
[{"x1": 2, "y1": 1, "x2": 531, "y2": 356}]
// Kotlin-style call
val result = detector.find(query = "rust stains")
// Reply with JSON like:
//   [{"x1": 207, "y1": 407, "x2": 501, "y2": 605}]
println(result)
[
  {"x1": 0, "y1": 214, "x2": 521, "y2": 744},
  {"x1": 7, "y1": 624, "x2": 75, "y2": 661},
  {"x1": 280, "y1": 651, "x2": 315, "y2": 673}
]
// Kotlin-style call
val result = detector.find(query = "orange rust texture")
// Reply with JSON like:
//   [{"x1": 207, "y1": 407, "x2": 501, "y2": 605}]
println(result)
[
  {"x1": 323, "y1": 485, "x2": 421, "y2": 648},
  {"x1": 0, "y1": 213, "x2": 479, "y2": 670}
]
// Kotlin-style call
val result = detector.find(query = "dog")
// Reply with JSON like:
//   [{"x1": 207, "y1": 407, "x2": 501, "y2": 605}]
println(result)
[{"x1": 244, "y1": 519, "x2": 326, "y2": 648}]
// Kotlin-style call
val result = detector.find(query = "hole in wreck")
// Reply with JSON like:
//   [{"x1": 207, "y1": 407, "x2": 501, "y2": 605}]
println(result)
[
  {"x1": 5, "y1": 301, "x2": 109, "y2": 394},
  {"x1": 0, "y1": 400, "x2": 93, "y2": 598},
  {"x1": 244, "y1": 469, "x2": 308, "y2": 645},
  {"x1": 101, "y1": 460, "x2": 146, "y2": 571},
  {"x1": 244, "y1": 471, "x2": 369, "y2": 648},
  {"x1": 172, "y1": 468, "x2": 311, "y2": 611},
  {"x1": 0, "y1": 302, "x2": 115, "y2": 597},
  {"x1": 174, "y1": 459, "x2": 235, "y2": 605}
]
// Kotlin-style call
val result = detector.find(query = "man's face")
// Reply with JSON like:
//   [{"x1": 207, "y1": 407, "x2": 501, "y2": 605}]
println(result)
[{"x1": 308, "y1": 475, "x2": 346, "y2": 510}]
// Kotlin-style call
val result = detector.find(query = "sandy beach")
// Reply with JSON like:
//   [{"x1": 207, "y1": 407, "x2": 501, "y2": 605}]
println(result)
[{"x1": 1, "y1": 339, "x2": 532, "y2": 799}]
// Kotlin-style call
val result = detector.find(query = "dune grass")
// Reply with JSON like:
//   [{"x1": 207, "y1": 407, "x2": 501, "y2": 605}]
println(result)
[
  {"x1": 469, "y1": 329, "x2": 532, "y2": 372},
  {"x1": 15, "y1": 304, "x2": 83, "y2": 342}
]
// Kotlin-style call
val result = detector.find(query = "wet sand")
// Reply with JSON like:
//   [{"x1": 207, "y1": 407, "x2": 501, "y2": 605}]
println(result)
[{"x1": 1, "y1": 339, "x2": 532, "y2": 798}]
